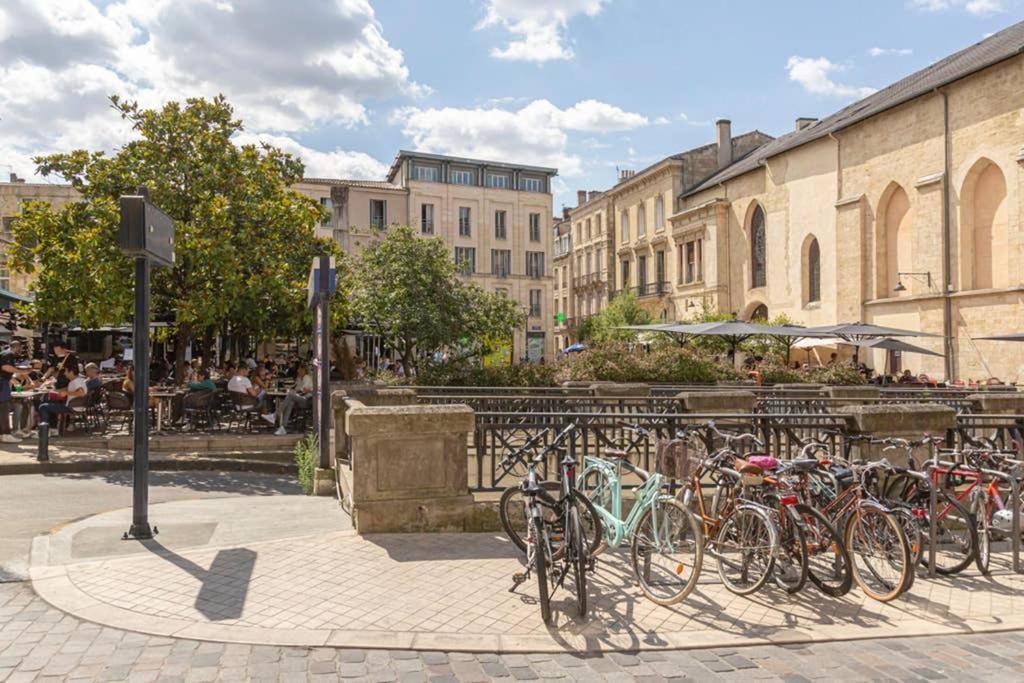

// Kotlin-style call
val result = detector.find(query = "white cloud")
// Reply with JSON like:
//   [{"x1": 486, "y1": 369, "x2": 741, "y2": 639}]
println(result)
[
  {"x1": 0, "y1": 0, "x2": 421, "y2": 179},
  {"x1": 786, "y1": 56, "x2": 877, "y2": 99},
  {"x1": 392, "y1": 98, "x2": 647, "y2": 176},
  {"x1": 653, "y1": 116, "x2": 671, "y2": 125},
  {"x1": 869, "y1": 47, "x2": 913, "y2": 57},
  {"x1": 477, "y1": 0, "x2": 607, "y2": 63},
  {"x1": 910, "y1": 0, "x2": 1004, "y2": 14},
  {"x1": 234, "y1": 133, "x2": 388, "y2": 180}
]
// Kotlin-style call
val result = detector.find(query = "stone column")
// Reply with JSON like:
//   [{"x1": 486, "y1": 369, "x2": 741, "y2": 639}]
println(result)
[{"x1": 345, "y1": 402, "x2": 475, "y2": 533}]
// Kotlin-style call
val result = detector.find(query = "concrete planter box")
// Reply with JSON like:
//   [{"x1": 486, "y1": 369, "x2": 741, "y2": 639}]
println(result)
[
  {"x1": 591, "y1": 383, "x2": 651, "y2": 397},
  {"x1": 842, "y1": 403, "x2": 955, "y2": 464},
  {"x1": 676, "y1": 390, "x2": 756, "y2": 414},
  {"x1": 968, "y1": 393, "x2": 1024, "y2": 415}
]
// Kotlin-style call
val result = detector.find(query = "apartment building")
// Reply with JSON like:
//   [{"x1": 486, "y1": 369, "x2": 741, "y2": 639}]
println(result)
[
  {"x1": 298, "y1": 151, "x2": 558, "y2": 362},
  {"x1": 552, "y1": 212, "x2": 572, "y2": 350}
]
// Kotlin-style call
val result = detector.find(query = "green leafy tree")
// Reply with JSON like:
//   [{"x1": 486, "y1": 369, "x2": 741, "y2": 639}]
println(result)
[
  {"x1": 10, "y1": 95, "x2": 337, "y2": 378},
  {"x1": 579, "y1": 290, "x2": 652, "y2": 344},
  {"x1": 743, "y1": 313, "x2": 798, "y2": 362},
  {"x1": 351, "y1": 225, "x2": 523, "y2": 372}
]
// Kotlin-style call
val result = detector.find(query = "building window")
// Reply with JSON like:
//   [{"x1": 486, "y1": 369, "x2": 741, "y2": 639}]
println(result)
[
  {"x1": 450, "y1": 169, "x2": 474, "y2": 185},
  {"x1": 750, "y1": 204, "x2": 766, "y2": 288},
  {"x1": 621, "y1": 259, "x2": 630, "y2": 289},
  {"x1": 421, "y1": 203, "x2": 434, "y2": 234},
  {"x1": 655, "y1": 250, "x2": 665, "y2": 287},
  {"x1": 637, "y1": 203, "x2": 646, "y2": 237},
  {"x1": 491, "y1": 249, "x2": 511, "y2": 278},
  {"x1": 520, "y1": 176, "x2": 543, "y2": 192},
  {"x1": 455, "y1": 247, "x2": 476, "y2": 275},
  {"x1": 596, "y1": 213, "x2": 603, "y2": 234},
  {"x1": 319, "y1": 197, "x2": 333, "y2": 227},
  {"x1": 682, "y1": 238, "x2": 703, "y2": 284},
  {"x1": 585, "y1": 218, "x2": 592, "y2": 240},
  {"x1": 529, "y1": 213, "x2": 541, "y2": 242},
  {"x1": 750, "y1": 303, "x2": 768, "y2": 321},
  {"x1": 526, "y1": 251, "x2": 545, "y2": 278},
  {"x1": 0, "y1": 256, "x2": 9, "y2": 291},
  {"x1": 370, "y1": 199, "x2": 386, "y2": 229},
  {"x1": 806, "y1": 237, "x2": 821, "y2": 303},
  {"x1": 596, "y1": 248, "x2": 603, "y2": 277},
  {"x1": 585, "y1": 252, "x2": 591, "y2": 276},
  {"x1": 529, "y1": 289, "x2": 542, "y2": 317},
  {"x1": 620, "y1": 210, "x2": 629, "y2": 242},
  {"x1": 638, "y1": 255, "x2": 648, "y2": 290},
  {"x1": 655, "y1": 195, "x2": 665, "y2": 230},
  {"x1": 486, "y1": 173, "x2": 509, "y2": 189},
  {"x1": 494, "y1": 210, "x2": 507, "y2": 239},
  {"x1": 413, "y1": 165, "x2": 439, "y2": 182},
  {"x1": 459, "y1": 207, "x2": 471, "y2": 237}
]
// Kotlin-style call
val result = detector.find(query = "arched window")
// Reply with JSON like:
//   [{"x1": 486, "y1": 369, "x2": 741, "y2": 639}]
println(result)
[
  {"x1": 620, "y1": 210, "x2": 629, "y2": 243},
  {"x1": 961, "y1": 159, "x2": 1008, "y2": 290},
  {"x1": 655, "y1": 195, "x2": 664, "y2": 229},
  {"x1": 806, "y1": 237, "x2": 821, "y2": 303},
  {"x1": 750, "y1": 303, "x2": 768, "y2": 321},
  {"x1": 750, "y1": 205, "x2": 766, "y2": 288},
  {"x1": 637, "y1": 203, "x2": 646, "y2": 237}
]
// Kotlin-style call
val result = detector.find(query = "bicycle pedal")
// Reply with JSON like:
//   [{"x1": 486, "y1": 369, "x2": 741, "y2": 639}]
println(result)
[{"x1": 508, "y1": 572, "x2": 529, "y2": 592}]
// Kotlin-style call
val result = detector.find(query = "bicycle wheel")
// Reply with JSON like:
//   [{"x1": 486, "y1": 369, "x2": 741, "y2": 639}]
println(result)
[
  {"x1": 568, "y1": 505, "x2": 588, "y2": 618},
  {"x1": 500, "y1": 485, "x2": 602, "y2": 557},
  {"x1": 844, "y1": 504, "x2": 910, "y2": 602},
  {"x1": 773, "y1": 505, "x2": 809, "y2": 594},
  {"x1": 714, "y1": 505, "x2": 778, "y2": 596},
  {"x1": 888, "y1": 507, "x2": 919, "y2": 592},
  {"x1": 972, "y1": 489, "x2": 991, "y2": 575},
  {"x1": 795, "y1": 504, "x2": 852, "y2": 598},
  {"x1": 630, "y1": 498, "x2": 704, "y2": 605},
  {"x1": 920, "y1": 488, "x2": 976, "y2": 575},
  {"x1": 531, "y1": 516, "x2": 552, "y2": 625}
]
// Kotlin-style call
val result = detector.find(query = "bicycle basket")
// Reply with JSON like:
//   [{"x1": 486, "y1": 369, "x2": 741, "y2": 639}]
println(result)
[{"x1": 655, "y1": 439, "x2": 701, "y2": 480}]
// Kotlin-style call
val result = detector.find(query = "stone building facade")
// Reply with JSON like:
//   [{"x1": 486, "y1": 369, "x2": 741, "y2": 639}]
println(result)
[
  {"x1": 298, "y1": 151, "x2": 558, "y2": 362},
  {"x1": 670, "y1": 22, "x2": 1024, "y2": 382},
  {"x1": 552, "y1": 212, "x2": 572, "y2": 350}
]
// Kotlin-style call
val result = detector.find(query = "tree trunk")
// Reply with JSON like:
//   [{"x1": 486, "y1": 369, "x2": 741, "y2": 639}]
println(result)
[
  {"x1": 201, "y1": 327, "x2": 214, "y2": 368},
  {"x1": 331, "y1": 336, "x2": 355, "y2": 380},
  {"x1": 174, "y1": 324, "x2": 192, "y2": 384}
]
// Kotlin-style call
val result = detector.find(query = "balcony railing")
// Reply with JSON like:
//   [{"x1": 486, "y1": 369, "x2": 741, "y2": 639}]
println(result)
[
  {"x1": 609, "y1": 281, "x2": 670, "y2": 301},
  {"x1": 572, "y1": 273, "x2": 606, "y2": 289}
]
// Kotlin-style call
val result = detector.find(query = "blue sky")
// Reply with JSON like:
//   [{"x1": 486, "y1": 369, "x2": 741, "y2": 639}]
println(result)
[{"x1": 1, "y1": 1, "x2": 1022, "y2": 210}]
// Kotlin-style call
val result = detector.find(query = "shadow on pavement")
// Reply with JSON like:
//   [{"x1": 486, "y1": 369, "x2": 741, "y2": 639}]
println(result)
[
  {"x1": 364, "y1": 532, "x2": 522, "y2": 561},
  {"x1": 140, "y1": 539, "x2": 257, "y2": 621},
  {"x1": 44, "y1": 470, "x2": 302, "y2": 496}
]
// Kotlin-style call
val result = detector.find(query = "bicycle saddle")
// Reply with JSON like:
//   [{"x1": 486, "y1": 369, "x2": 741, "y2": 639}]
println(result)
[
  {"x1": 746, "y1": 455, "x2": 779, "y2": 471},
  {"x1": 737, "y1": 460, "x2": 764, "y2": 476}
]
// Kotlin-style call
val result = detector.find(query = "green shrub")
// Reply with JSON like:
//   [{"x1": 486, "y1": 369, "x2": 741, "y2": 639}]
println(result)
[
  {"x1": 554, "y1": 342, "x2": 741, "y2": 384},
  {"x1": 804, "y1": 364, "x2": 867, "y2": 385},
  {"x1": 416, "y1": 359, "x2": 559, "y2": 387},
  {"x1": 757, "y1": 362, "x2": 803, "y2": 385},
  {"x1": 294, "y1": 434, "x2": 318, "y2": 495}
]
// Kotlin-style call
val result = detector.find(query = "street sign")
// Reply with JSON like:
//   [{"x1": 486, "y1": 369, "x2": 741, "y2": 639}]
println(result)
[
  {"x1": 119, "y1": 188, "x2": 175, "y2": 541},
  {"x1": 308, "y1": 255, "x2": 335, "y2": 473},
  {"x1": 556, "y1": 312, "x2": 565, "y2": 323},
  {"x1": 119, "y1": 192, "x2": 175, "y2": 268}
]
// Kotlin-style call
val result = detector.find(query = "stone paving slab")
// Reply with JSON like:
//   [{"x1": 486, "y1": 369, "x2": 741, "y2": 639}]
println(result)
[
  {"x1": 7, "y1": 582, "x2": 1024, "y2": 682},
  {"x1": 28, "y1": 497, "x2": 1024, "y2": 654}
]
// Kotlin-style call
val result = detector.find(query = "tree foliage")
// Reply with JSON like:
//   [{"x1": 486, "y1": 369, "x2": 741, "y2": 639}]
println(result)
[
  {"x1": 351, "y1": 225, "x2": 523, "y2": 371},
  {"x1": 10, "y1": 95, "x2": 337, "y2": 373},
  {"x1": 578, "y1": 290, "x2": 652, "y2": 344}
]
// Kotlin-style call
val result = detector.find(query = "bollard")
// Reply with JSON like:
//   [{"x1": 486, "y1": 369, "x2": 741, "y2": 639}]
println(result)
[{"x1": 36, "y1": 422, "x2": 49, "y2": 462}]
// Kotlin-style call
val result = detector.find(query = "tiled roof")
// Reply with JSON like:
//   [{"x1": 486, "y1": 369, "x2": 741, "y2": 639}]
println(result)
[
  {"x1": 684, "y1": 20, "x2": 1024, "y2": 197},
  {"x1": 300, "y1": 178, "x2": 403, "y2": 190}
]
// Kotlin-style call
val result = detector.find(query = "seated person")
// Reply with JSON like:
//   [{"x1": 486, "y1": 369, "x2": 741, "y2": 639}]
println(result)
[
  {"x1": 228, "y1": 367, "x2": 274, "y2": 424},
  {"x1": 122, "y1": 366, "x2": 158, "y2": 408},
  {"x1": 43, "y1": 341, "x2": 79, "y2": 390},
  {"x1": 33, "y1": 366, "x2": 88, "y2": 433},
  {"x1": 188, "y1": 368, "x2": 216, "y2": 392},
  {"x1": 897, "y1": 369, "x2": 915, "y2": 384},
  {"x1": 275, "y1": 364, "x2": 313, "y2": 435},
  {"x1": 84, "y1": 363, "x2": 102, "y2": 393}
]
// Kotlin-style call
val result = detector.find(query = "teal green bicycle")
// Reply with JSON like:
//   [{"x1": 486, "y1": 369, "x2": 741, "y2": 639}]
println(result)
[{"x1": 578, "y1": 424, "x2": 704, "y2": 605}]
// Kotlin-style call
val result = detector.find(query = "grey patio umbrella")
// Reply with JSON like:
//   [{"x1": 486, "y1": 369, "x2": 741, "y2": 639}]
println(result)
[
  {"x1": 856, "y1": 337, "x2": 944, "y2": 357},
  {"x1": 615, "y1": 323, "x2": 681, "y2": 332},
  {"x1": 807, "y1": 321, "x2": 940, "y2": 364},
  {"x1": 977, "y1": 333, "x2": 1024, "y2": 342}
]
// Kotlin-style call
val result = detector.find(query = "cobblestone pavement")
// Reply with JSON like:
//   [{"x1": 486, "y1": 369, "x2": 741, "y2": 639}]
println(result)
[
  {"x1": 3, "y1": 582, "x2": 1024, "y2": 681},
  {"x1": 36, "y1": 497, "x2": 1024, "y2": 652}
]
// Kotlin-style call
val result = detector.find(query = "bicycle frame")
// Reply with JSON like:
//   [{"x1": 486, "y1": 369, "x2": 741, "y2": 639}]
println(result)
[{"x1": 582, "y1": 454, "x2": 667, "y2": 548}]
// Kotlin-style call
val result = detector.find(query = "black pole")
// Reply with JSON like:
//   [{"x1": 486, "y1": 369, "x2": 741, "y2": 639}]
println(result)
[
  {"x1": 128, "y1": 255, "x2": 152, "y2": 539},
  {"x1": 317, "y1": 255, "x2": 331, "y2": 470}
]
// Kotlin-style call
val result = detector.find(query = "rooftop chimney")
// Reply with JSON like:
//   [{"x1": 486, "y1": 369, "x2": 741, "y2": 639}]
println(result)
[
  {"x1": 577, "y1": 190, "x2": 587, "y2": 206},
  {"x1": 588, "y1": 190, "x2": 600, "y2": 202},
  {"x1": 9, "y1": 173, "x2": 25, "y2": 183},
  {"x1": 795, "y1": 117, "x2": 818, "y2": 131},
  {"x1": 619, "y1": 169, "x2": 635, "y2": 182},
  {"x1": 716, "y1": 119, "x2": 733, "y2": 169},
  {"x1": 562, "y1": 206, "x2": 570, "y2": 220}
]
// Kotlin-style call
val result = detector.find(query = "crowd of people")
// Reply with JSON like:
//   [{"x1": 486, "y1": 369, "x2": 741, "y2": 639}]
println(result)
[{"x1": 0, "y1": 343, "x2": 319, "y2": 441}]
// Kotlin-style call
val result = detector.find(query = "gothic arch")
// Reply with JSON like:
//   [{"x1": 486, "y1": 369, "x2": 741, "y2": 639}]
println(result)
[
  {"x1": 960, "y1": 157, "x2": 1008, "y2": 290},
  {"x1": 801, "y1": 234, "x2": 821, "y2": 305},
  {"x1": 747, "y1": 202, "x2": 767, "y2": 289},
  {"x1": 876, "y1": 182, "x2": 913, "y2": 298}
]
